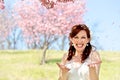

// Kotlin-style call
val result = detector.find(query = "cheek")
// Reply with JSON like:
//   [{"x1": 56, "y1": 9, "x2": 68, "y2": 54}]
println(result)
[
  {"x1": 71, "y1": 39, "x2": 76, "y2": 43},
  {"x1": 85, "y1": 40, "x2": 88, "y2": 43},
  {"x1": 84, "y1": 38, "x2": 89, "y2": 43},
  {"x1": 72, "y1": 41, "x2": 76, "y2": 44}
]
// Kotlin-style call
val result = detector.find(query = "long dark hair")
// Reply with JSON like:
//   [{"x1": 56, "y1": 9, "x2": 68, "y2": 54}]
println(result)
[{"x1": 67, "y1": 24, "x2": 92, "y2": 63}]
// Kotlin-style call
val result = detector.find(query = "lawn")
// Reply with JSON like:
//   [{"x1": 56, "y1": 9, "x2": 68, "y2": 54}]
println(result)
[{"x1": 0, "y1": 50, "x2": 120, "y2": 80}]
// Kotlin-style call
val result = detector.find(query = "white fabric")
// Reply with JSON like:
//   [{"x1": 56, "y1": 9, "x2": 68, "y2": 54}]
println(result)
[
  {"x1": 65, "y1": 60, "x2": 89, "y2": 80},
  {"x1": 65, "y1": 51, "x2": 101, "y2": 80}
]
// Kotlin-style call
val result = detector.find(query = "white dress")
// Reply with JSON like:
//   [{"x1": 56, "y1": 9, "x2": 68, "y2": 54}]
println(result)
[{"x1": 65, "y1": 51, "x2": 102, "y2": 80}]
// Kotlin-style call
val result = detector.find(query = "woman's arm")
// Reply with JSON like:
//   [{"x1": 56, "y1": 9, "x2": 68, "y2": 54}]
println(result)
[
  {"x1": 89, "y1": 65, "x2": 99, "y2": 80},
  {"x1": 58, "y1": 68, "x2": 69, "y2": 80},
  {"x1": 89, "y1": 51, "x2": 102, "y2": 80},
  {"x1": 57, "y1": 53, "x2": 69, "y2": 80}
]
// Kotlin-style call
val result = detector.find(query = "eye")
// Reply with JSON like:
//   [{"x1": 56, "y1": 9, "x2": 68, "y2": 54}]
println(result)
[
  {"x1": 74, "y1": 36, "x2": 79, "y2": 39},
  {"x1": 81, "y1": 36, "x2": 87, "y2": 39}
]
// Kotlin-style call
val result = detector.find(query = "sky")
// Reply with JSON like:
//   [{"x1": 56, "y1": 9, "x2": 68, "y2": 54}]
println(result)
[
  {"x1": 84, "y1": 0, "x2": 120, "y2": 51},
  {"x1": 3, "y1": 0, "x2": 120, "y2": 51}
]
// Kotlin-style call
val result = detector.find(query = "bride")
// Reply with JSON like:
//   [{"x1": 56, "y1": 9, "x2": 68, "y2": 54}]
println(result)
[{"x1": 57, "y1": 24, "x2": 102, "y2": 80}]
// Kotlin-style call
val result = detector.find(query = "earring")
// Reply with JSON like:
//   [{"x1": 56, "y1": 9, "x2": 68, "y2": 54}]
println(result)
[
  {"x1": 86, "y1": 43, "x2": 88, "y2": 46},
  {"x1": 72, "y1": 44, "x2": 74, "y2": 46}
]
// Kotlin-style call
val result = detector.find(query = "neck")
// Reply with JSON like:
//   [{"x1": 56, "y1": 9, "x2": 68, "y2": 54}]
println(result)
[{"x1": 75, "y1": 51, "x2": 83, "y2": 56}]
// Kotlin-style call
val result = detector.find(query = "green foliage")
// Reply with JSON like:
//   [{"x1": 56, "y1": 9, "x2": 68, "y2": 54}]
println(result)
[{"x1": 0, "y1": 50, "x2": 120, "y2": 80}]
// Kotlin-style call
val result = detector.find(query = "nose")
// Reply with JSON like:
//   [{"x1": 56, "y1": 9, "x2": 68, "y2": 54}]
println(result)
[{"x1": 77, "y1": 38, "x2": 83, "y2": 43}]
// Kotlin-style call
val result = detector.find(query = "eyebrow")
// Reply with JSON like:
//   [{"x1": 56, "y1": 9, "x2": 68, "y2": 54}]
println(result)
[{"x1": 76, "y1": 35, "x2": 87, "y2": 37}]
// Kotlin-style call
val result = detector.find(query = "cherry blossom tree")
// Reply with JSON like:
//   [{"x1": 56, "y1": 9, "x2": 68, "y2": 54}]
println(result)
[
  {"x1": 7, "y1": 26, "x2": 23, "y2": 49},
  {"x1": 0, "y1": 9, "x2": 15, "y2": 49},
  {"x1": 0, "y1": 0, "x2": 5, "y2": 10},
  {"x1": 13, "y1": 0, "x2": 86, "y2": 64},
  {"x1": 40, "y1": 0, "x2": 75, "y2": 9}
]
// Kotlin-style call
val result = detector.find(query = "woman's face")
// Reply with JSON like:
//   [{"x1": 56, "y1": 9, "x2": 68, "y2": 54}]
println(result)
[{"x1": 70, "y1": 30, "x2": 90, "y2": 52}]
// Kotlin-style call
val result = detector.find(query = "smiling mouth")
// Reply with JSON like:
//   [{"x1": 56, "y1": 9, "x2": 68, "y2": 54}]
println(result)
[{"x1": 76, "y1": 44, "x2": 84, "y2": 48}]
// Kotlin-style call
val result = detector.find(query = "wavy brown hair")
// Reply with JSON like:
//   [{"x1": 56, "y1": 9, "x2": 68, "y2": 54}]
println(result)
[{"x1": 67, "y1": 24, "x2": 92, "y2": 63}]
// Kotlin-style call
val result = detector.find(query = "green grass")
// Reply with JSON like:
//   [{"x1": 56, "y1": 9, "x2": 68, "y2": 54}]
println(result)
[
  {"x1": 99, "y1": 51, "x2": 120, "y2": 80},
  {"x1": 0, "y1": 50, "x2": 120, "y2": 80}
]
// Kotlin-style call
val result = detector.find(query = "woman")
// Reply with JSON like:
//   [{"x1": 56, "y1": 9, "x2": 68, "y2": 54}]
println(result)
[{"x1": 57, "y1": 24, "x2": 102, "y2": 80}]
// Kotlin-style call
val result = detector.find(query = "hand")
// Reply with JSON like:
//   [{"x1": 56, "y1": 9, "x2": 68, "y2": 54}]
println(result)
[
  {"x1": 56, "y1": 63, "x2": 70, "y2": 73},
  {"x1": 88, "y1": 63, "x2": 99, "y2": 80},
  {"x1": 88, "y1": 61, "x2": 101, "y2": 67},
  {"x1": 88, "y1": 63, "x2": 96, "y2": 67},
  {"x1": 57, "y1": 63, "x2": 70, "y2": 80}
]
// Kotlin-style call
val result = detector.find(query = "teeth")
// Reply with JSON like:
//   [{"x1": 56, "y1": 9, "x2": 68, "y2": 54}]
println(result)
[{"x1": 77, "y1": 44, "x2": 83, "y2": 47}]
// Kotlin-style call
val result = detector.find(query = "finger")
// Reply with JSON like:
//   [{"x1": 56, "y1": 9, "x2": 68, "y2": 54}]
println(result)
[
  {"x1": 88, "y1": 63, "x2": 96, "y2": 67},
  {"x1": 56, "y1": 63, "x2": 64, "y2": 69},
  {"x1": 56, "y1": 63, "x2": 61, "y2": 68},
  {"x1": 56, "y1": 63, "x2": 70, "y2": 71},
  {"x1": 65, "y1": 67, "x2": 70, "y2": 71},
  {"x1": 88, "y1": 61, "x2": 101, "y2": 67},
  {"x1": 89, "y1": 61, "x2": 102, "y2": 65},
  {"x1": 56, "y1": 63, "x2": 60, "y2": 66}
]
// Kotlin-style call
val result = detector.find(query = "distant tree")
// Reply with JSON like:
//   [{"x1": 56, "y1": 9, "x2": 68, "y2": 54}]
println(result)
[
  {"x1": 56, "y1": 35, "x2": 68, "y2": 50},
  {"x1": 13, "y1": 0, "x2": 86, "y2": 64},
  {"x1": 0, "y1": 9, "x2": 15, "y2": 49},
  {"x1": 6, "y1": 27, "x2": 23, "y2": 49}
]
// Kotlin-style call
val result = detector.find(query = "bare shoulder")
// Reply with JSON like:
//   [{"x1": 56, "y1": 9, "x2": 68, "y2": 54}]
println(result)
[
  {"x1": 91, "y1": 50, "x2": 100, "y2": 56},
  {"x1": 89, "y1": 50, "x2": 102, "y2": 63},
  {"x1": 90, "y1": 47, "x2": 100, "y2": 55}
]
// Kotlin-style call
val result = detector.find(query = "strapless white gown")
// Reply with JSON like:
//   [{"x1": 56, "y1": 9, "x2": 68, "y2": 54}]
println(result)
[
  {"x1": 65, "y1": 60, "x2": 89, "y2": 80},
  {"x1": 65, "y1": 51, "x2": 101, "y2": 80}
]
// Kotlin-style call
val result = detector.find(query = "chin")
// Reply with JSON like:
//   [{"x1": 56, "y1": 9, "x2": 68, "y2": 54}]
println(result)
[{"x1": 75, "y1": 47, "x2": 86, "y2": 52}]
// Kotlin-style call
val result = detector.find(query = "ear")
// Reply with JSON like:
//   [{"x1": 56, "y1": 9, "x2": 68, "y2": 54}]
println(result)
[{"x1": 87, "y1": 38, "x2": 91, "y2": 43}]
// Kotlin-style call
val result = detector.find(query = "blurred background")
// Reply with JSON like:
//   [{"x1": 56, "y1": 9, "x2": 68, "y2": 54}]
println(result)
[{"x1": 0, "y1": 0, "x2": 120, "y2": 80}]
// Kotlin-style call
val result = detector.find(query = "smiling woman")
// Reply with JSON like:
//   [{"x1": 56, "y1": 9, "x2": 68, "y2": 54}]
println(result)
[{"x1": 57, "y1": 24, "x2": 102, "y2": 80}]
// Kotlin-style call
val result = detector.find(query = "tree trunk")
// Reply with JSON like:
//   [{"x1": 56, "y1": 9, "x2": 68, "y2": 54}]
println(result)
[
  {"x1": 40, "y1": 42, "x2": 48, "y2": 65},
  {"x1": 61, "y1": 36, "x2": 66, "y2": 50}
]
